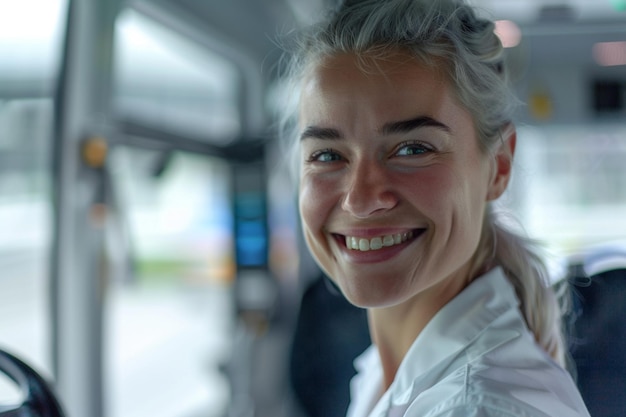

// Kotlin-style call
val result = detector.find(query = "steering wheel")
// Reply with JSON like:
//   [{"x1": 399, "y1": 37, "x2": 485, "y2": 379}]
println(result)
[{"x1": 0, "y1": 349, "x2": 65, "y2": 417}]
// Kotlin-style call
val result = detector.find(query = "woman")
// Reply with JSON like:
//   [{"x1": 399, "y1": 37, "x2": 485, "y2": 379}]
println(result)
[{"x1": 281, "y1": 0, "x2": 590, "y2": 416}]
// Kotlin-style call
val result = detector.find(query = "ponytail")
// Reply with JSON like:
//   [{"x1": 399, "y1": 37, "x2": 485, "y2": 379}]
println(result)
[{"x1": 480, "y1": 209, "x2": 566, "y2": 366}]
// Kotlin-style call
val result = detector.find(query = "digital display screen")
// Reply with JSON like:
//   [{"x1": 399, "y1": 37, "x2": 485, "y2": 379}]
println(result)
[{"x1": 234, "y1": 191, "x2": 267, "y2": 267}]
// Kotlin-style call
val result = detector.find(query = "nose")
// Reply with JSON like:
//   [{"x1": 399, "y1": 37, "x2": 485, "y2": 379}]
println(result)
[{"x1": 341, "y1": 159, "x2": 399, "y2": 218}]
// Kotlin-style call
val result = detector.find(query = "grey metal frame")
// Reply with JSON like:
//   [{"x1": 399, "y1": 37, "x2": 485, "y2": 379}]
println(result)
[{"x1": 51, "y1": 0, "x2": 122, "y2": 416}]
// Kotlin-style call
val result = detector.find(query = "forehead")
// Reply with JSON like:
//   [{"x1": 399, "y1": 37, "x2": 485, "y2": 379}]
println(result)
[
  {"x1": 306, "y1": 51, "x2": 443, "y2": 86},
  {"x1": 299, "y1": 51, "x2": 471, "y2": 131}
]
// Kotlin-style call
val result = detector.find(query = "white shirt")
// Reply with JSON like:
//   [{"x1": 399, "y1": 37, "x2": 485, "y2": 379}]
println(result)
[{"x1": 346, "y1": 267, "x2": 591, "y2": 417}]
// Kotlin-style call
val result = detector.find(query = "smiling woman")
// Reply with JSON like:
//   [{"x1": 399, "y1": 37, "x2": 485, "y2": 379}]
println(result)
[
  {"x1": 297, "y1": 52, "x2": 498, "y2": 311},
  {"x1": 280, "y1": 1, "x2": 592, "y2": 416}
]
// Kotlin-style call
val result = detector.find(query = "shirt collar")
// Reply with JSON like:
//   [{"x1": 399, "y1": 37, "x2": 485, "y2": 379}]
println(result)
[
  {"x1": 397, "y1": 267, "x2": 519, "y2": 383},
  {"x1": 361, "y1": 267, "x2": 525, "y2": 414}
]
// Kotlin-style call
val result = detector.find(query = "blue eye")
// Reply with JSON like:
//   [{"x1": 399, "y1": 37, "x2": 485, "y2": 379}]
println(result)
[
  {"x1": 308, "y1": 149, "x2": 342, "y2": 162},
  {"x1": 395, "y1": 141, "x2": 433, "y2": 156}
]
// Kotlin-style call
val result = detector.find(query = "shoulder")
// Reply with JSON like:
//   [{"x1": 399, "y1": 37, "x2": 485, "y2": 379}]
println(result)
[
  {"x1": 416, "y1": 395, "x2": 549, "y2": 417},
  {"x1": 408, "y1": 383, "x2": 586, "y2": 417},
  {"x1": 403, "y1": 359, "x2": 590, "y2": 417}
]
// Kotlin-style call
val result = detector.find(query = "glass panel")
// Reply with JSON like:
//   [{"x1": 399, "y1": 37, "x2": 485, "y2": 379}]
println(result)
[
  {"x1": 0, "y1": 0, "x2": 67, "y2": 376},
  {"x1": 105, "y1": 147, "x2": 235, "y2": 417},
  {"x1": 113, "y1": 9, "x2": 241, "y2": 143}
]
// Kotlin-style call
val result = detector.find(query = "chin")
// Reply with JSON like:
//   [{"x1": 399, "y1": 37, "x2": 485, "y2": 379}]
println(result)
[{"x1": 335, "y1": 276, "x2": 411, "y2": 309}]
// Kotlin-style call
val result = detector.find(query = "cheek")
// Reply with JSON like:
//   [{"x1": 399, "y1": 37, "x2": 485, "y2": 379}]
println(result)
[
  {"x1": 298, "y1": 175, "x2": 340, "y2": 276},
  {"x1": 445, "y1": 159, "x2": 492, "y2": 242},
  {"x1": 298, "y1": 174, "x2": 335, "y2": 234},
  {"x1": 395, "y1": 168, "x2": 453, "y2": 214},
  {"x1": 399, "y1": 164, "x2": 487, "y2": 228}
]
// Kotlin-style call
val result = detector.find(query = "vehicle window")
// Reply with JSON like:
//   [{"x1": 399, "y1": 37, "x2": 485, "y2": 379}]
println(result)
[
  {"x1": 510, "y1": 125, "x2": 626, "y2": 265},
  {"x1": 104, "y1": 147, "x2": 234, "y2": 417},
  {"x1": 114, "y1": 9, "x2": 241, "y2": 143},
  {"x1": 105, "y1": 9, "x2": 241, "y2": 416},
  {"x1": 0, "y1": 0, "x2": 68, "y2": 375}
]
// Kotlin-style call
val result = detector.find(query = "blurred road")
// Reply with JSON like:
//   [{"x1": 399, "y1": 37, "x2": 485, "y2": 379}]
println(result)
[
  {"x1": 0, "y1": 247, "x2": 233, "y2": 417},
  {"x1": 0, "y1": 248, "x2": 49, "y2": 371}
]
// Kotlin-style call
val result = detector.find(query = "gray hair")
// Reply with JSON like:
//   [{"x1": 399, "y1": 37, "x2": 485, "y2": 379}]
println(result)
[{"x1": 279, "y1": 0, "x2": 566, "y2": 365}]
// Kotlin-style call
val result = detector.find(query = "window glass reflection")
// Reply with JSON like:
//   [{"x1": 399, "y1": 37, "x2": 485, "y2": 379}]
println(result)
[
  {"x1": 114, "y1": 10, "x2": 241, "y2": 143},
  {"x1": 0, "y1": 0, "x2": 67, "y2": 375},
  {"x1": 105, "y1": 147, "x2": 234, "y2": 417}
]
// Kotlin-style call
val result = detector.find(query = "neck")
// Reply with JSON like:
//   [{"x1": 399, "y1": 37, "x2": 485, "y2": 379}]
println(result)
[
  {"x1": 367, "y1": 269, "x2": 472, "y2": 390},
  {"x1": 367, "y1": 300, "x2": 434, "y2": 390}
]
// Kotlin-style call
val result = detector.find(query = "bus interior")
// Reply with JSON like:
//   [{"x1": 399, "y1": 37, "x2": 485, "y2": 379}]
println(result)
[{"x1": 1, "y1": 0, "x2": 625, "y2": 416}]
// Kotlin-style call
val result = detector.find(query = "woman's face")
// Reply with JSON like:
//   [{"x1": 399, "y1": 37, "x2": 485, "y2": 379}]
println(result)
[{"x1": 298, "y1": 52, "x2": 511, "y2": 309}]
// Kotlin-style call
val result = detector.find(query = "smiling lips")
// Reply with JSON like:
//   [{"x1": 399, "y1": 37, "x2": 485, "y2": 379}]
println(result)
[{"x1": 345, "y1": 230, "x2": 416, "y2": 251}]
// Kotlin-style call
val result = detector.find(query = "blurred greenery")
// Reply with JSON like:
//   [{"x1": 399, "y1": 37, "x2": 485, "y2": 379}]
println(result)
[{"x1": 135, "y1": 258, "x2": 192, "y2": 285}]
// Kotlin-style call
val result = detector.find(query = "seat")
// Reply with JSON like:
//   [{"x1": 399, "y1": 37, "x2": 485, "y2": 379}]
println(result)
[
  {"x1": 0, "y1": 349, "x2": 65, "y2": 417},
  {"x1": 565, "y1": 243, "x2": 626, "y2": 417},
  {"x1": 289, "y1": 274, "x2": 370, "y2": 417}
]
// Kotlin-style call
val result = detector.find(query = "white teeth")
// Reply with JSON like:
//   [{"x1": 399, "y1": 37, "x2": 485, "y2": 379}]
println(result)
[
  {"x1": 346, "y1": 231, "x2": 415, "y2": 251},
  {"x1": 370, "y1": 237, "x2": 383, "y2": 250}
]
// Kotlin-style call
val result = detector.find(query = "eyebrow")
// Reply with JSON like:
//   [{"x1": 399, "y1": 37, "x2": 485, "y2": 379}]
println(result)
[
  {"x1": 299, "y1": 126, "x2": 342, "y2": 141},
  {"x1": 381, "y1": 116, "x2": 451, "y2": 135},
  {"x1": 299, "y1": 116, "x2": 450, "y2": 141}
]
